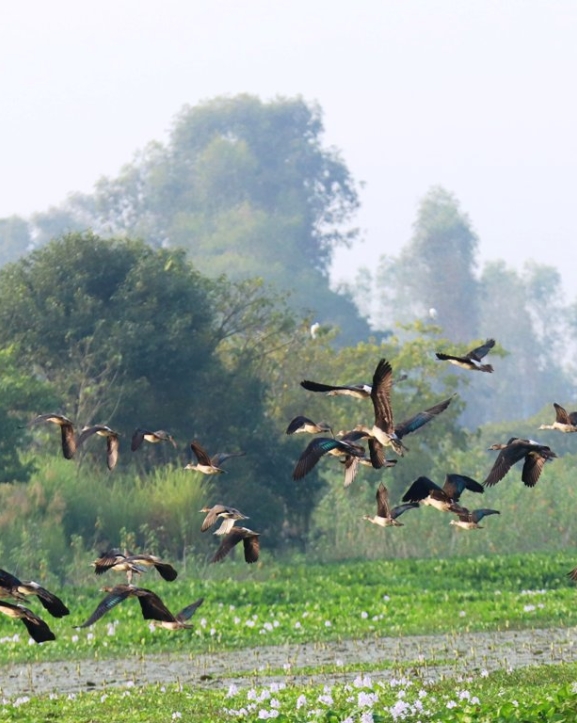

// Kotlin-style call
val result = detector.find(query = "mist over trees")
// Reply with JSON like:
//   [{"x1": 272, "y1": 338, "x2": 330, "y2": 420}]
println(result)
[{"x1": 0, "y1": 94, "x2": 576, "y2": 570}]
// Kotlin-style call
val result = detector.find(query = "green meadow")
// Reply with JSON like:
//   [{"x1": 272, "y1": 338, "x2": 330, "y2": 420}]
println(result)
[{"x1": 2, "y1": 552, "x2": 577, "y2": 721}]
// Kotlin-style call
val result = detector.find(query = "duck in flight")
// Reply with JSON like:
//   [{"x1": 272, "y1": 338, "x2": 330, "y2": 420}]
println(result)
[
  {"x1": 184, "y1": 441, "x2": 246, "y2": 474},
  {"x1": 355, "y1": 358, "x2": 453, "y2": 457},
  {"x1": 435, "y1": 338, "x2": 496, "y2": 372},
  {"x1": 76, "y1": 584, "x2": 202, "y2": 629},
  {"x1": 484, "y1": 438, "x2": 557, "y2": 488},
  {"x1": 92, "y1": 550, "x2": 178, "y2": 582},
  {"x1": 27, "y1": 413, "x2": 76, "y2": 459},
  {"x1": 0, "y1": 600, "x2": 56, "y2": 643},
  {"x1": 363, "y1": 483, "x2": 419, "y2": 527},
  {"x1": 450, "y1": 508, "x2": 500, "y2": 530},
  {"x1": 131, "y1": 428, "x2": 177, "y2": 451},
  {"x1": 538, "y1": 403, "x2": 577, "y2": 433},
  {"x1": 285, "y1": 416, "x2": 333, "y2": 436},
  {"x1": 77, "y1": 424, "x2": 120, "y2": 470},
  {"x1": 402, "y1": 474, "x2": 483, "y2": 513}
]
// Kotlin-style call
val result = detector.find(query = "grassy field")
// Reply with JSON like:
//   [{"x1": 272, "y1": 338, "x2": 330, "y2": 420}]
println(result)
[{"x1": 2, "y1": 551, "x2": 577, "y2": 720}]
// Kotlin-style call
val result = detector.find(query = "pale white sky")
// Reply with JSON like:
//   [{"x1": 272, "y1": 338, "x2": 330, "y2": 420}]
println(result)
[{"x1": 1, "y1": 1, "x2": 576, "y2": 298}]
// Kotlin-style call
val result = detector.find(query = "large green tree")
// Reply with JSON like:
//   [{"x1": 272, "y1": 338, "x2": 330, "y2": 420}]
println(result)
[{"x1": 25, "y1": 95, "x2": 369, "y2": 344}]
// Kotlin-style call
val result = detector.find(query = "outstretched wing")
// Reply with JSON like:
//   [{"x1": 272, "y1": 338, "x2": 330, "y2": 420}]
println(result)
[{"x1": 395, "y1": 396, "x2": 453, "y2": 440}]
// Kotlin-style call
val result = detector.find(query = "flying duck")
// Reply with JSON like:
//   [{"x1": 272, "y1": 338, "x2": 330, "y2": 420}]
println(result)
[
  {"x1": 210, "y1": 527, "x2": 260, "y2": 564},
  {"x1": 539, "y1": 403, "x2": 577, "y2": 433},
  {"x1": 450, "y1": 508, "x2": 500, "y2": 530},
  {"x1": 77, "y1": 424, "x2": 120, "y2": 470},
  {"x1": 363, "y1": 483, "x2": 419, "y2": 527},
  {"x1": 92, "y1": 550, "x2": 178, "y2": 582},
  {"x1": 354, "y1": 358, "x2": 453, "y2": 457},
  {"x1": 76, "y1": 584, "x2": 191, "y2": 628},
  {"x1": 435, "y1": 338, "x2": 496, "y2": 372},
  {"x1": 131, "y1": 428, "x2": 177, "y2": 451},
  {"x1": 292, "y1": 436, "x2": 365, "y2": 481},
  {"x1": 484, "y1": 438, "x2": 557, "y2": 488},
  {"x1": 300, "y1": 379, "x2": 372, "y2": 398},
  {"x1": 285, "y1": 416, "x2": 333, "y2": 435},
  {"x1": 27, "y1": 413, "x2": 76, "y2": 459},
  {"x1": 0, "y1": 568, "x2": 69, "y2": 618},
  {"x1": 200, "y1": 504, "x2": 249, "y2": 535},
  {"x1": 402, "y1": 474, "x2": 484, "y2": 512},
  {"x1": 0, "y1": 601, "x2": 56, "y2": 642},
  {"x1": 184, "y1": 441, "x2": 245, "y2": 474}
]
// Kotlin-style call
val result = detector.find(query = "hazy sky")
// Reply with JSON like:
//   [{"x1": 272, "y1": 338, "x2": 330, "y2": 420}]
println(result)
[{"x1": 2, "y1": 1, "x2": 576, "y2": 298}]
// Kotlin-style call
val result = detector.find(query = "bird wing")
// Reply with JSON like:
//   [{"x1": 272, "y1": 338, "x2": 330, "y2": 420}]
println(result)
[
  {"x1": 553, "y1": 403, "x2": 572, "y2": 425},
  {"x1": 375, "y1": 483, "x2": 392, "y2": 517},
  {"x1": 395, "y1": 396, "x2": 453, "y2": 440},
  {"x1": 292, "y1": 438, "x2": 362, "y2": 480},
  {"x1": 300, "y1": 380, "x2": 370, "y2": 397},
  {"x1": 443, "y1": 473, "x2": 484, "y2": 500},
  {"x1": 402, "y1": 476, "x2": 442, "y2": 503},
  {"x1": 211, "y1": 451, "x2": 246, "y2": 467},
  {"x1": 60, "y1": 423, "x2": 77, "y2": 459},
  {"x1": 176, "y1": 597, "x2": 205, "y2": 623},
  {"x1": 76, "y1": 425, "x2": 105, "y2": 447},
  {"x1": 131, "y1": 429, "x2": 147, "y2": 451},
  {"x1": 521, "y1": 450, "x2": 548, "y2": 487},
  {"x1": 466, "y1": 339, "x2": 495, "y2": 360},
  {"x1": 19, "y1": 582, "x2": 70, "y2": 618},
  {"x1": 391, "y1": 502, "x2": 420, "y2": 520},
  {"x1": 200, "y1": 506, "x2": 223, "y2": 532},
  {"x1": 19, "y1": 608, "x2": 56, "y2": 643},
  {"x1": 136, "y1": 589, "x2": 175, "y2": 622},
  {"x1": 242, "y1": 533, "x2": 260, "y2": 563},
  {"x1": 370, "y1": 358, "x2": 395, "y2": 432},
  {"x1": 106, "y1": 435, "x2": 120, "y2": 470},
  {"x1": 471, "y1": 509, "x2": 500, "y2": 522},
  {"x1": 76, "y1": 586, "x2": 133, "y2": 627},
  {"x1": 152, "y1": 561, "x2": 178, "y2": 582},
  {"x1": 342, "y1": 455, "x2": 360, "y2": 487},
  {"x1": 190, "y1": 441, "x2": 213, "y2": 466}
]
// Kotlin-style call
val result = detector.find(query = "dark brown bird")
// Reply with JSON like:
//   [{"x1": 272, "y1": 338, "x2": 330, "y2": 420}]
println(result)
[
  {"x1": 211, "y1": 527, "x2": 260, "y2": 564},
  {"x1": 92, "y1": 550, "x2": 178, "y2": 582},
  {"x1": 300, "y1": 379, "x2": 372, "y2": 398},
  {"x1": 131, "y1": 428, "x2": 177, "y2": 451},
  {"x1": 355, "y1": 358, "x2": 454, "y2": 457},
  {"x1": 363, "y1": 483, "x2": 419, "y2": 527},
  {"x1": 77, "y1": 424, "x2": 120, "y2": 470},
  {"x1": 450, "y1": 508, "x2": 500, "y2": 530},
  {"x1": 184, "y1": 441, "x2": 245, "y2": 474},
  {"x1": 76, "y1": 584, "x2": 191, "y2": 628},
  {"x1": 285, "y1": 416, "x2": 333, "y2": 435},
  {"x1": 484, "y1": 438, "x2": 557, "y2": 488},
  {"x1": 0, "y1": 600, "x2": 56, "y2": 642},
  {"x1": 0, "y1": 568, "x2": 69, "y2": 618},
  {"x1": 27, "y1": 413, "x2": 76, "y2": 459},
  {"x1": 539, "y1": 403, "x2": 577, "y2": 433},
  {"x1": 435, "y1": 339, "x2": 496, "y2": 372},
  {"x1": 402, "y1": 474, "x2": 483, "y2": 512}
]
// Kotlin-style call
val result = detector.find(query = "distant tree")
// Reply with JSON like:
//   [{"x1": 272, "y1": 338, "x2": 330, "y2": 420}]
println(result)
[
  {"x1": 30, "y1": 95, "x2": 370, "y2": 345},
  {"x1": 0, "y1": 216, "x2": 32, "y2": 267},
  {"x1": 0, "y1": 346, "x2": 57, "y2": 482},
  {"x1": 373, "y1": 187, "x2": 480, "y2": 341}
]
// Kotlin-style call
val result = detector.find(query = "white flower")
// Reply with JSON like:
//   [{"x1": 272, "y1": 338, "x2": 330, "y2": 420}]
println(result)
[
  {"x1": 458, "y1": 690, "x2": 471, "y2": 700},
  {"x1": 446, "y1": 700, "x2": 457, "y2": 708},
  {"x1": 318, "y1": 693, "x2": 333, "y2": 705},
  {"x1": 226, "y1": 684, "x2": 239, "y2": 698},
  {"x1": 361, "y1": 611, "x2": 368, "y2": 619},
  {"x1": 523, "y1": 604, "x2": 536, "y2": 612},
  {"x1": 358, "y1": 691, "x2": 378, "y2": 707},
  {"x1": 324, "y1": 620, "x2": 332, "y2": 627},
  {"x1": 360, "y1": 711, "x2": 374, "y2": 723},
  {"x1": 296, "y1": 694, "x2": 307, "y2": 709},
  {"x1": 12, "y1": 696, "x2": 30, "y2": 707},
  {"x1": 171, "y1": 713, "x2": 182, "y2": 720},
  {"x1": 294, "y1": 621, "x2": 302, "y2": 629}
]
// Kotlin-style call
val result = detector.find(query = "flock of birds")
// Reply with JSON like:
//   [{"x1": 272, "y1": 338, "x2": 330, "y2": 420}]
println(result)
[
  {"x1": 287, "y1": 338, "x2": 566, "y2": 534},
  {"x1": 2, "y1": 336, "x2": 575, "y2": 644},
  {"x1": 0, "y1": 419, "x2": 258, "y2": 643}
]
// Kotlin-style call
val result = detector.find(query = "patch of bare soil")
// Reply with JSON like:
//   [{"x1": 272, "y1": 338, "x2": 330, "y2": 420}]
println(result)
[{"x1": 1, "y1": 627, "x2": 576, "y2": 698}]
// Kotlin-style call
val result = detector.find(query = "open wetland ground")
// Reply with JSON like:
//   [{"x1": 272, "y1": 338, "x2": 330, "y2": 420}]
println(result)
[{"x1": 2, "y1": 552, "x2": 577, "y2": 721}]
